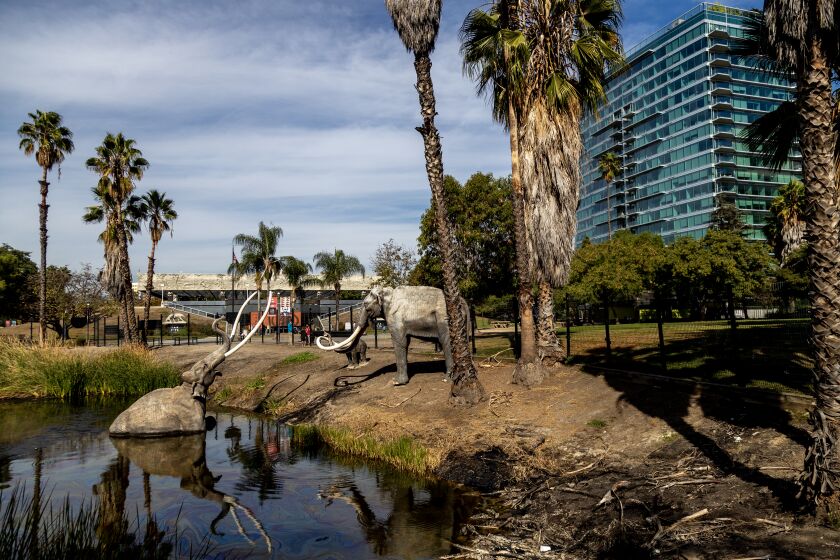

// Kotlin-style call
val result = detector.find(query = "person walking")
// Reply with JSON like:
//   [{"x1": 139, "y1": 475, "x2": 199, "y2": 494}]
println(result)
[
  {"x1": 288, "y1": 319, "x2": 293, "y2": 346},
  {"x1": 304, "y1": 324, "x2": 311, "y2": 346}
]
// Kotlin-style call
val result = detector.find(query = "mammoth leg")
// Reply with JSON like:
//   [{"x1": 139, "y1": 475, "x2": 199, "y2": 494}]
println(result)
[
  {"x1": 345, "y1": 350, "x2": 356, "y2": 370},
  {"x1": 393, "y1": 335, "x2": 409, "y2": 385}
]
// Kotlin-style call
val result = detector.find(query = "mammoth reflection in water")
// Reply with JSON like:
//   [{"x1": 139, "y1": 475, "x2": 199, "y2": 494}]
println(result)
[{"x1": 109, "y1": 435, "x2": 272, "y2": 552}]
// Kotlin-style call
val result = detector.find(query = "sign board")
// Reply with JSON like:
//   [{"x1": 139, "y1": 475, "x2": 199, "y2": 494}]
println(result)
[{"x1": 279, "y1": 296, "x2": 291, "y2": 313}]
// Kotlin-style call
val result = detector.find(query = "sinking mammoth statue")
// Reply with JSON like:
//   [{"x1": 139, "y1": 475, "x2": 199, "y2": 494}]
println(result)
[
  {"x1": 109, "y1": 291, "x2": 273, "y2": 437},
  {"x1": 317, "y1": 286, "x2": 468, "y2": 385}
]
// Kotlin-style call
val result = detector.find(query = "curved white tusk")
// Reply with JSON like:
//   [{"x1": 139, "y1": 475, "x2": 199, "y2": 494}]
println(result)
[
  {"x1": 315, "y1": 324, "x2": 363, "y2": 352},
  {"x1": 225, "y1": 291, "x2": 274, "y2": 357},
  {"x1": 229, "y1": 292, "x2": 259, "y2": 338}
]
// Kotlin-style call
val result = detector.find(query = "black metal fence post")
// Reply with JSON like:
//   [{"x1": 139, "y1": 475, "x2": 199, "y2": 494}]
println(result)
[
  {"x1": 187, "y1": 314, "x2": 191, "y2": 345},
  {"x1": 565, "y1": 295, "x2": 571, "y2": 359},
  {"x1": 374, "y1": 319, "x2": 378, "y2": 349},
  {"x1": 160, "y1": 313, "x2": 164, "y2": 346},
  {"x1": 116, "y1": 316, "x2": 121, "y2": 347},
  {"x1": 103, "y1": 317, "x2": 107, "y2": 346},
  {"x1": 471, "y1": 306, "x2": 477, "y2": 355}
]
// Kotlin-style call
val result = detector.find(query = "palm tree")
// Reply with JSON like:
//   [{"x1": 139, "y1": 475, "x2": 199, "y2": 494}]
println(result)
[
  {"x1": 386, "y1": 0, "x2": 485, "y2": 403},
  {"x1": 762, "y1": 0, "x2": 840, "y2": 506},
  {"x1": 598, "y1": 152, "x2": 621, "y2": 240},
  {"x1": 313, "y1": 249, "x2": 365, "y2": 331},
  {"x1": 138, "y1": 190, "x2": 177, "y2": 344},
  {"x1": 86, "y1": 133, "x2": 149, "y2": 343},
  {"x1": 234, "y1": 222, "x2": 283, "y2": 325},
  {"x1": 462, "y1": 0, "x2": 623, "y2": 378},
  {"x1": 83, "y1": 185, "x2": 144, "y2": 335},
  {"x1": 281, "y1": 256, "x2": 317, "y2": 329},
  {"x1": 764, "y1": 179, "x2": 806, "y2": 263},
  {"x1": 17, "y1": 110, "x2": 74, "y2": 344},
  {"x1": 461, "y1": 1, "x2": 541, "y2": 376}
]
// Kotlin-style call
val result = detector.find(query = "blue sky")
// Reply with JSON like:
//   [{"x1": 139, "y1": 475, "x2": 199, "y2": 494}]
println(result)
[{"x1": 0, "y1": 0, "x2": 757, "y2": 275}]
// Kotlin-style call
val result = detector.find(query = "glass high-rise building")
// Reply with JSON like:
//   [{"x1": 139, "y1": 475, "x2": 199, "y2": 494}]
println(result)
[{"x1": 576, "y1": 3, "x2": 801, "y2": 245}]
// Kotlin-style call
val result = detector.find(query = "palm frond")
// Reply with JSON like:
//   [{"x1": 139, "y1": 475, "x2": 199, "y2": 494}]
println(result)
[
  {"x1": 385, "y1": 0, "x2": 441, "y2": 56},
  {"x1": 740, "y1": 100, "x2": 799, "y2": 171}
]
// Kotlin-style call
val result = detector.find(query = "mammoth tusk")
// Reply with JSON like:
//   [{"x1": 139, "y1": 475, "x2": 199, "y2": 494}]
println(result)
[
  {"x1": 225, "y1": 291, "x2": 273, "y2": 358},
  {"x1": 229, "y1": 291, "x2": 259, "y2": 338},
  {"x1": 316, "y1": 324, "x2": 363, "y2": 352}
]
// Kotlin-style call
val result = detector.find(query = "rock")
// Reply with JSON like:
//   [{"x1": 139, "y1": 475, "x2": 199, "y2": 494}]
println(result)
[{"x1": 109, "y1": 385, "x2": 206, "y2": 437}]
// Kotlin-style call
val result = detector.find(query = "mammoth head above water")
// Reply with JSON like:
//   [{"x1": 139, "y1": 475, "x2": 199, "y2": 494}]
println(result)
[{"x1": 181, "y1": 291, "x2": 275, "y2": 399}]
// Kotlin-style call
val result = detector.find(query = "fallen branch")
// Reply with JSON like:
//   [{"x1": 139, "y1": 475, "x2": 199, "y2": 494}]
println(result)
[
  {"x1": 381, "y1": 387, "x2": 421, "y2": 408},
  {"x1": 648, "y1": 508, "x2": 709, "y2": 546},
  {"x1": 660, "y1": 478, "x2": 721, "y2": 489},
  {"x1": 753, "y1": 517, "x2": 790, "y2": 531}
]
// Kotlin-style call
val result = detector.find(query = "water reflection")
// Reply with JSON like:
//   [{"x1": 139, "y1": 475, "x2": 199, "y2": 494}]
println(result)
[
  {"x1": 0, "y1": 402, "x2": 477, "y2": 559},
  {"x1": 112, "y1": 435, "x2": 272, "y2": 552}
]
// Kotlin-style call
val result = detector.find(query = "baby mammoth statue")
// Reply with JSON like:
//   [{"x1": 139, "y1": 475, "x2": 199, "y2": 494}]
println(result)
[{"x1": 344, "y1": 339, "x2": 369, "y2": 370}]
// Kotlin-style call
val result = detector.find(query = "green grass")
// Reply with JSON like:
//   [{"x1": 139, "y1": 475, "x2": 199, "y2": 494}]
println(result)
[
  {"x1": 0, "y1": 340, "x2": 178, "y2": 401},
  {"x1": 281, "y1": 351, "x2": 319, "y2": 365},
  {"x1": 587, "y1": 419, "x2": 607, "y2": 429},
  {"x1": 213, "y1": 386, "x2": 232, "y2": 402},
  {"x1": 244, "y1": 378, "x2": 266, "y2": 391},
  {"x1": 292, "y1": 424, "x2": 430, "y2": 476}
]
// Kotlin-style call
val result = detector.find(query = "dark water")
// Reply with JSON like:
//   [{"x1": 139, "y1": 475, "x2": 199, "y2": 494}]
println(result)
[{"x1": 0, "y1": 400, "x2": 477, "y2": 559}]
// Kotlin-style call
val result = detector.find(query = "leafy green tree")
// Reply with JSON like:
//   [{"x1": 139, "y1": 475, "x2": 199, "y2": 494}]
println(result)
[
  {"x1": 598, "y1": 152, "x2": 621, "y2": 240},
  {"x1": 17, "y1": 110, "x2": 74, "y2": 344},
  {"x1": 86, "y1": 133, "x2": 149, "y2": 343},
  {"x1": 412, "y1": 173, "x2": 515, "y2": 305},
  {"x1": 0, "y1": 244, "x2": 37, "y2": 321},
  {"x1": 710, "y1": 194, "x2": 746, "y2": 235},
  {"x1": 313, "y1": 249, "x2": 365, "y2": 331},
  {"x1": 281, "y1": 256, "x2": 317, "y2": 325},
  {"x1": 371, "y1": 239, "x2": 417, "y2": 288},
  {"x1": 234, "y1": 222, "x2": 283, "y2": 318},
  {"x1": 386, "y1": 0, "x2": 484, "y2": 403},
  {"x1": 138, "y1": 190, "x2": 177, "y2": 343},
  {"x1": 567, "y1": 232, "x2": 665, "y2": 353}
]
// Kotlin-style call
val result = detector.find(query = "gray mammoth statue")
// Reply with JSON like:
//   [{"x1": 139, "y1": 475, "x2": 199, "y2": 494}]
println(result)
[{"x1": 317, "y1": 286, "x2": 468, "y2": 385}]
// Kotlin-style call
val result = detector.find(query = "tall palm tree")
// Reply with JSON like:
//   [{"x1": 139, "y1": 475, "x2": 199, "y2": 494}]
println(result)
[
  {"x1": 86, "y1": 133, "x2": 149, "y2": 343},
  {"x1": 234, "y1": 222, "x2": 283, "y2": 323},
  {"x1": 462, "y1": 0, "x2": 623, "y2": 378},
  {"x1": 313, "y1": 249, "x2": 365, "y2": 331},
  {"x1": 461, "y1": 1, "x2": 541, "y2": 375},
  {"x1": 762, "y1": 0, "x2": 840, "y2": 506},
  {"x1": 281, "y1": 256, "x2": 317, "y2": 329},
  {"x1": 386, "y1": 0, "x2": 485, "y2": 403},
  {"x1": 764, "y1": 179, "x2": 806, "y2": 262},
  {"x1": 138, "y1": 190, "x2": 177, "y2": 344},
  {"x1": 83, "y1": 185, "x2": 144, "y2": 335},
  {"x1": 598, "y1": 152, "x2": 621, "y2": 240},
  {"x1": 17, "y1": 110, "x2": 74, "y2": 344}
]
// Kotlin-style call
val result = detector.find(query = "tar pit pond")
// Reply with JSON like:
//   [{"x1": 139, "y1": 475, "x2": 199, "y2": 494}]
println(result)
[{"x1": 0, "y1": 401, "x2": 479, "y2": 559}]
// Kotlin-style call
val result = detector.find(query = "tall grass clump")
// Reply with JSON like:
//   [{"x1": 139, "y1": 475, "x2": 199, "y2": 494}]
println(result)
[
  {"x1": 0, "y1": 486, "x2": 210, "y2": 559},
  {"x1": 0, "y1": 340, "x2": 178, "y2": 400},
  {"x1": 292, "y1": 424, "x2": 431, "y2": 476}
]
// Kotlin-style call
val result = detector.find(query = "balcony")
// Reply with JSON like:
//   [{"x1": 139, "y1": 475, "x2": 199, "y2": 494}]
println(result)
[
  {"x1": 714, "y1": 139, "x2": 735, "y2": 152},
  {"x1": 713, "y1": 110, "x2": 734, "y2": 124},
  {"x1": 592, "y1": 115, "x2": 620, "y2": 135},
  {"x1": 712, "y1": 96, "x2": 733, "y2": 109},
  {"x1": 711, "y1": 84, "x2": 732, "y2": 95},
  {"x1": 716, "y1": 154, "x2": 736, "y2": 166},
  {"x1": 709, "y1": 39, "x2": 729, "y2": 53},
  {"x1": 714, "y1": 124, "x2": 735, "y2": 138},
  {"x1": 708, "y1": 25, "x2": 730, "y2": 39},
  {"x1": 711, "y1": 70, "x2": 732, "y2": 82},
  {"x1": 628, "y1": 109, "x2": 663, "y2": 128},
  {"x1": 710, "y1": 53, "x2": 731, "y2": 67},
  {"x1": 716, "y1": 169, "x2": 736, "y2": 182}
]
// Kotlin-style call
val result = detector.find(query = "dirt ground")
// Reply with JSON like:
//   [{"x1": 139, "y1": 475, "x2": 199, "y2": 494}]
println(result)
[{"x1": 157, "y1": 340, "x2": 840, "y2": 559}]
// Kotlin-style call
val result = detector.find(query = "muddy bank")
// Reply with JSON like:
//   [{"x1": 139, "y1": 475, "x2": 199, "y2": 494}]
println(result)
[{"x1": 155, "y1": 342, "x2": 839, "y2": 559}]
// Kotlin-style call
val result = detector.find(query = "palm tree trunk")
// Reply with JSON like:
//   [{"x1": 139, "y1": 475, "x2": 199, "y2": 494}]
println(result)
[
  {"x1": 143, "y1": 241, "x2": 157, "y2": 345},
  {"x1": 114, "y1": 214, "x2": 138, "y2": 342},
  {"x1": 38, "y1": 169, "x2": 49, "y2": 345},
  {"x1": 506, "y1": 96, "x2": 539, "y2": 371},
  {"x1": 413, "y1": 52, "x2": 484, "y2": 404},
  {"x1": 799, "y1": 34, "x2": 840, "y2": 505},
  {"x1": 335, "y1": 283, "x2": 341, "y2": 332},
  {"x1": 536, "y1": 280, "x2": 563, "y2": 360}
]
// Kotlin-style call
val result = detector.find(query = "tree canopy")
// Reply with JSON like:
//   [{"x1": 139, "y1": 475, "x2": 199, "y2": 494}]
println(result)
[{"x1": 0, "y1": 245, "x2": 37, "y2": 321}]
